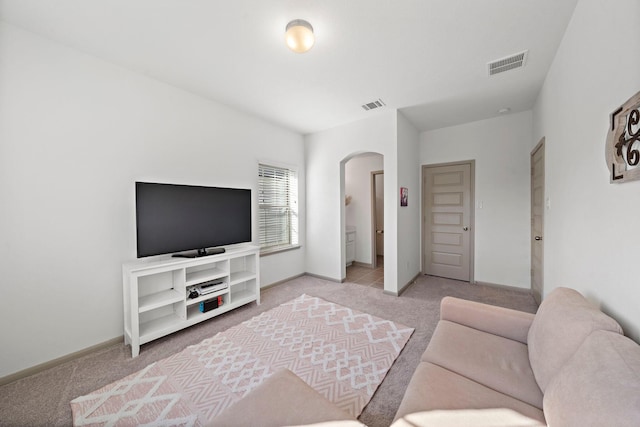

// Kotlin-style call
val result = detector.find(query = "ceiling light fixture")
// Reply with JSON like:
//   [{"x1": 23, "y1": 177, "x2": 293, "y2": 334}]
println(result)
[{"x1": 285, "y1": 19, "x2": 314, "y2": 53}]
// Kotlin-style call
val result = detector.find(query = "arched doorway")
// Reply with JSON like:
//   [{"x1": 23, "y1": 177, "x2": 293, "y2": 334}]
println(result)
[{"x1": 340, "y1": 152, "x2": 384, "y2": 285}]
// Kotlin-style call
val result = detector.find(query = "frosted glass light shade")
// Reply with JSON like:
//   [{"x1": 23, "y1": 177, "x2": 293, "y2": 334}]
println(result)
[{"x1": 285, "y1": 19, "x2": 314, "y2": 53}]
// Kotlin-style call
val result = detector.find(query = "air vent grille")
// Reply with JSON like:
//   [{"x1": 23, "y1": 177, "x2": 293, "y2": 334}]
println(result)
[
  {"x1": 362, "y1": 99, "x2": 386, "y2": 111},
  {"x1": 488, "y1": 50, "x2": 528, "y2": 76}
]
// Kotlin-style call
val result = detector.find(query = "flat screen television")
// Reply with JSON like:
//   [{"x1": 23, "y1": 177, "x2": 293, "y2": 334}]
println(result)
[{"x1": 135, "y1": 182, "x2": 252, "y2": 258}]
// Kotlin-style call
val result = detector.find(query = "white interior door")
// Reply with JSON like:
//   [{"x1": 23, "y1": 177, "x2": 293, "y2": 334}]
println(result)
[
  {"x1": 423, "y1": 162, "x2": 473, "y2": 281},
  {"x1": 531, "y1": 140, "x2": 545, "y2": 304}
]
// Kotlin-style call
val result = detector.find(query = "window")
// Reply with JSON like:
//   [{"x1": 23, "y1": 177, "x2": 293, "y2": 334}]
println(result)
[{"x1": 258, "y1": 163, "x2": 299, "y2": 253}]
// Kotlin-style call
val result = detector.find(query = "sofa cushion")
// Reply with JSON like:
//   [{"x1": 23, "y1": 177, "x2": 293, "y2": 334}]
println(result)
[
  {"x1": 527, "y1": 287, "x2": 622, "y2": 391},
  {"x1": 207, "y1": 368, "x2": 360, "y2": 427},
  {"x1": 543, "y1": 330, "x2": 640, "y2": 427},
  {"x1": 393, "y1": 362, "x2": 545, "y2": 424},
  {"x1": 423, "y1": 320, "x2": 542, "y2": 408}
]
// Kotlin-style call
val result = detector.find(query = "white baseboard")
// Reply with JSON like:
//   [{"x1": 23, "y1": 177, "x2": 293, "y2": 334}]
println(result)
[
  {"x1": 384, "y1": 272, "x2": 421, "y2": 297},
  {"x1": 353, "y1": 261, "x2": 374, "y2": 269},
  {"x1": 305, "y1": 272, "x2": 341, "y2": 283},
  {"x1": 474, "y1": 280, "x2": 533, "y2": 294},
  {"x1": 0, "y1": 336, "x2": 123, "y2": 387},
  {"x1": 261, "y1": 273, "x2": 306, "y2": 290}
]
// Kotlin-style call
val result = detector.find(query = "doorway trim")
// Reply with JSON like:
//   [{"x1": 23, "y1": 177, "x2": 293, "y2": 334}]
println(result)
[
  {"x1": 371, "y1": 170, "x2": 383, "y2": 269},
  {"x1": 421, "y1": 160, "x2": 475, "y2": 283},
  {"x1": 530, "y1": 138, "x2": 545, "y2": 304}
]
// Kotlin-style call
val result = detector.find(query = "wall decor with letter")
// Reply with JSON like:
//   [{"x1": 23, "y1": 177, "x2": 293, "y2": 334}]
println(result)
[{"x1": 606, "y1": 90, "x2": 640, "y2": 183}]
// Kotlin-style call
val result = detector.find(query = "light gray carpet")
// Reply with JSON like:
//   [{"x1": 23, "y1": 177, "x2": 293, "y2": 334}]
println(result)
[{"x1": 0, "y1": 274, "x2": 538, "y2": 427}]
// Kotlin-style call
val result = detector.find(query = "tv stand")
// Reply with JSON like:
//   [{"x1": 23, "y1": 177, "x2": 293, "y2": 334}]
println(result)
[
  {"x1": 172, "y1": 247, "x2": 226, "y2": 258},
  {"x1": 123, "y1": 245, "x2": 259, "y2": 357}
]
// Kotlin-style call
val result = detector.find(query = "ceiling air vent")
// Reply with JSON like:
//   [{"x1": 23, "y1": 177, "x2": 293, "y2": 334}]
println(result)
[
  {"x1": 362, "y1": 99, "x2": 386, "y2": 111},
  {"x1": 488, "y1": 50, "x2": 528, "y2": 76}
]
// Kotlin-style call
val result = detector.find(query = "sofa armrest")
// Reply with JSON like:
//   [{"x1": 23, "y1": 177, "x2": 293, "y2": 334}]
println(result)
[
  {"x1": 440, "y1": 296, "x2": 535, "y2": 344},
  {"x1": 391, "y1": 409, "x2": 546, "y2": 427}
]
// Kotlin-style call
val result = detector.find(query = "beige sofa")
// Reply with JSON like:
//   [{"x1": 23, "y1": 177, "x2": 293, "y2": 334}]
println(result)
[
  {"x1": 209, "y1": 287, "x2": 640, "y2": 426},
  {"x1": 393, "y1": 287, "x2": 640, "y2": 426}
]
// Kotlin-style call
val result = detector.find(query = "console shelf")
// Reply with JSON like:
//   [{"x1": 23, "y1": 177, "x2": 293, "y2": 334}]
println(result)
[
  {"x1": 185, "y1": 265, "x2": 227, "y2": 286},
  {"x1": 123, "y1": 245, "x2": 260, "y2": 357},
  {"x1": 185, "y1": 289, "x2": 228, "y2": 307},
  {"x1": 138, "y1": 289, "x2": 184, "y2": 313}
]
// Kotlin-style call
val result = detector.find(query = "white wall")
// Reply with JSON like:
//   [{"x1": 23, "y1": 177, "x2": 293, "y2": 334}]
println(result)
[
  {"x1": 305, "y1": 111, "x2": 399, "y2": 292},
  {"x1": 344, "y1": 153, "x2": 383, "y2": 265},
  {"x1": 396, "y1": 112, "x2": 421, "y2": 290},
  {"x1": 532, "y1": 0, "x2": 640, "y2": 341},
  {"x1": 0, "y1": 23, "x2": 305, "y2": 378},
  {"x1": 420, "y1": 111, "x2": 533, "y2": 288}
]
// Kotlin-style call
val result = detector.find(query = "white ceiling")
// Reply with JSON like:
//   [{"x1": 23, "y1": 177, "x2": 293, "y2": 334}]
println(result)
[{"x1": 0, "y1": 0, "x2": 578, "y2": 134}]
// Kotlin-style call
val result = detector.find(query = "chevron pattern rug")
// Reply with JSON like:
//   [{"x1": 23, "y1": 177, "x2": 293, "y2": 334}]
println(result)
[{"x1": 70, "y1": 294, "x2": 414, "y2": 426}]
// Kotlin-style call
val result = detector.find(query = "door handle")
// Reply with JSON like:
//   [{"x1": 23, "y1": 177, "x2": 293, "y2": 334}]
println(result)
[
  {"x1": 535, "y1": 236, "x2": 542, "y2": 241},
  {"x1": 463, "y1": 227, "x2": 468, "y2": 231},
  {"x1": 376, "y1": 230, "x2": 384, "y2": 234}
]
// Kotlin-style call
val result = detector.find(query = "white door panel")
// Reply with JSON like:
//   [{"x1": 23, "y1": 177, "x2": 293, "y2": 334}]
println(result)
[{"x1": 424, "y1": 163, "x2": 472, "y2": 281}]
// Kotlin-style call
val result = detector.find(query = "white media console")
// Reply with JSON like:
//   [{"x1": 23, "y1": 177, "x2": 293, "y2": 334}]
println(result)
[{"x1": 122, "y1": 245, "x2": 260, "y2": 357}]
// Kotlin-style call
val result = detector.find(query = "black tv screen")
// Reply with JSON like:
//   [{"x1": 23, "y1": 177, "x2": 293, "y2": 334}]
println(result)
[{"x1": 135, "y1": 182, "x2": 252, "y2": 258}]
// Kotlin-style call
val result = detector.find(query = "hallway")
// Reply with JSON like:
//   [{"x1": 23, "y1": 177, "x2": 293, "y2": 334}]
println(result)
[{"x1": 345, "y1": 256, "x2": 384, "y2": 289}]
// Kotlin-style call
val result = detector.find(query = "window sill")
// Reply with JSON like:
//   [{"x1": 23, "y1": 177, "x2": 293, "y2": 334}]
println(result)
[{"x1": 260, "y1": 245, "x2": 301, "y2": 257}]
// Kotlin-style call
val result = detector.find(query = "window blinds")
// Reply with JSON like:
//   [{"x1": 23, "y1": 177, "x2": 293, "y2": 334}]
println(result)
[{"x1": 258, "y1": 164, "x2": 298, "y2": 251}]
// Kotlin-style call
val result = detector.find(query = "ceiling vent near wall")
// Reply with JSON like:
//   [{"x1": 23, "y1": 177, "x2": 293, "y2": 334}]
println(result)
[
  {"x1": 362, "y1": 99, "x2": 386, "y2": 111},
  {"x1": 488, "y1": 50, "x2": 528, "y2": 76}
]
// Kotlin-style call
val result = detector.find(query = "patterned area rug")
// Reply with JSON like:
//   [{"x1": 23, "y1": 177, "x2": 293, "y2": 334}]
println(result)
[{"x1": 70, "y1": 294, "x2": 414, "y2": 426}]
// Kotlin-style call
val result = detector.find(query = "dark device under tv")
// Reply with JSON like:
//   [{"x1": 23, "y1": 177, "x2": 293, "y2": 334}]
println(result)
[{"x1": 135, "y1": 182, "x2": 251, "y2": 258}]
